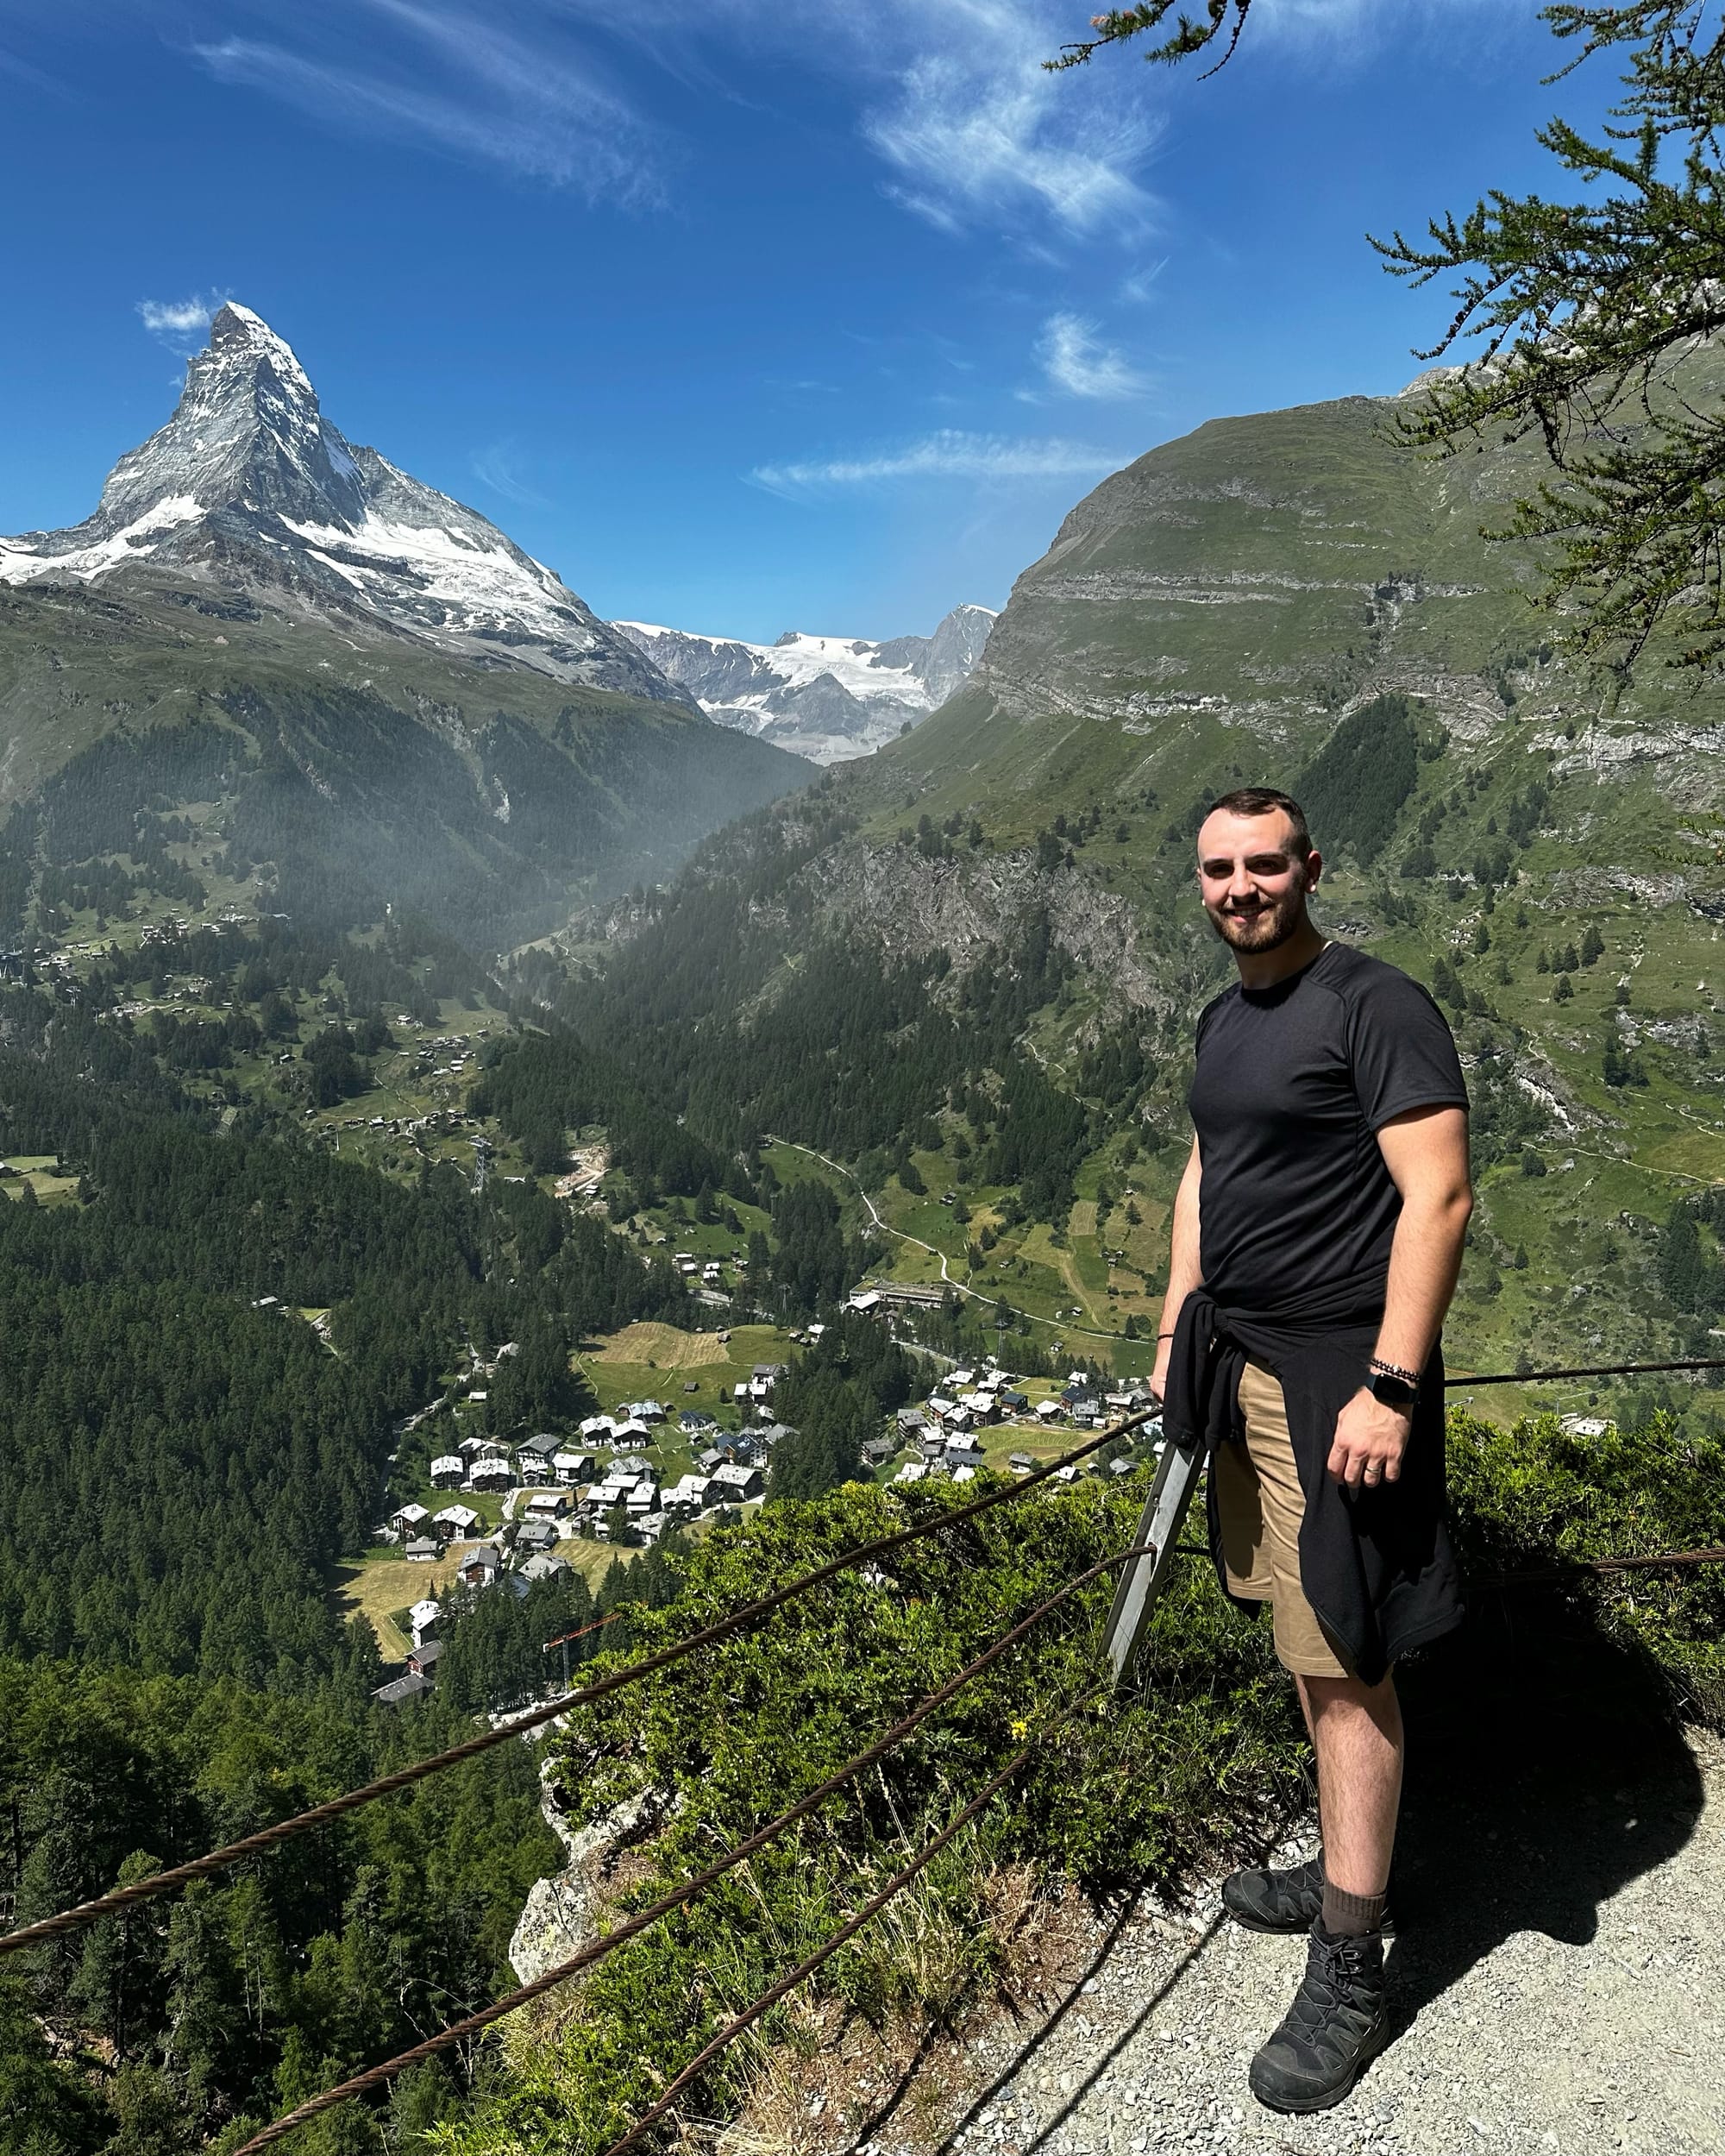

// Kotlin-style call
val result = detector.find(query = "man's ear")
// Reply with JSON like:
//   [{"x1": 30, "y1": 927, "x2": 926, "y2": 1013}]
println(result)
[{"x1": 1304, "y1": 847, "x2": 1323, "y2": 893}]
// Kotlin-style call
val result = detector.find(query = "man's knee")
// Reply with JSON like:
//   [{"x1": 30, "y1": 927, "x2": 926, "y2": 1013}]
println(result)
[{"x1": 1298, "y1": 1669, "x2": 1401, "y2": 1728}]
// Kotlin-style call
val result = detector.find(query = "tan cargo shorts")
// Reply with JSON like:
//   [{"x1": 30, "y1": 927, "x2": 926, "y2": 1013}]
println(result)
[{"x1": 1214, "y1": 1360, "x2": 1354, "y2": 1680}]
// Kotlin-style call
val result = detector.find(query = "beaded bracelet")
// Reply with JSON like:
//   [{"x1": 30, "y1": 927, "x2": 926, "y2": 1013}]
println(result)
[{"x1": 1368, "y1": 1356, "x2": 1420, "y2": 1387}]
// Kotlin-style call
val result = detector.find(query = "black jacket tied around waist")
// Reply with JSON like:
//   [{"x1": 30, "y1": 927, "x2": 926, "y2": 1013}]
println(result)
[{"x1": 1161, "y1": 1275, "x2": 1465, "y2": 1685}]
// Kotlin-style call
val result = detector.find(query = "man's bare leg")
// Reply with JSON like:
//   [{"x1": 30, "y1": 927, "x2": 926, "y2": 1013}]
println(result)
[{"x1": 1297, "y1": 1670, "x2": 1403, "y2": 1901}]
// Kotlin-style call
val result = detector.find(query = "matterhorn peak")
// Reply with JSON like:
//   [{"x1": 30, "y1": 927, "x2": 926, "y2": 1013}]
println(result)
[
  {"x1": 0, "y1": 305, "x2": 681, "y2": 702},
  {"x1": 205, "y1": 300, "x2": 315, "y2": 393}
]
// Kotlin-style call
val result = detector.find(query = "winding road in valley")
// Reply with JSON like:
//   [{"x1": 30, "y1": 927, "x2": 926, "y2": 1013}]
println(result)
[{"x1": 763, "y1": 1135, "x2": 1130, "y2": 1348}]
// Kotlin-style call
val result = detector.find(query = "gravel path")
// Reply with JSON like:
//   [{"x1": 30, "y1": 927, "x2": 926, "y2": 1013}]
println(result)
[{"x1": 843, "y1": 1719, "x2": 1722, "y2": 2156}]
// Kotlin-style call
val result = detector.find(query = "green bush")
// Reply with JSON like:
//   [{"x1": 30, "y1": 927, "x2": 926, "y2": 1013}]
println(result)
[{"x1": 433, "y1": 1406, "x2": 1722, "y2": 2154}]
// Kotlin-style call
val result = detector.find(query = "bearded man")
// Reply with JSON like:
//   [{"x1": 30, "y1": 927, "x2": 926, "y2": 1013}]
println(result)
[{"x1": 1151, "y1": 786, "x2": 1472, "y2": 2113}]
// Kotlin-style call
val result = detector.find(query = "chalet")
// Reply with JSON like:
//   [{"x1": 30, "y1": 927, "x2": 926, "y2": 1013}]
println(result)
[
  {"x1": 893, "y1": 1461, "x2": 929, "y2": 1485},
  {"x1": 1108, "y1": 1457, "x2": 1137, "y2": 1478},
  {"x1": 1035, "y1": 1399, "x2": 1065, "y2": 1423},
  {"x1": 1000, "y1": 1389, "x2": 1030, "y2": 1411},
  {"x1": 950, "y1": 1369, "x2": 976, "y2": 1390},
  {"x1": 517, "y1": 1432, "x2": 561, "y2": 1466},
  {"x1": 696, "y1": 1446, "x2": 724, "y2": 1474},
  {"x1": 430, "y1": 1455, "x2": 465, "y2": 1488},
  {"x1": 925, "y1": 1394, "x2": 957, "y2": 1423},
  {"x1": 404, "y1": 1536, "x2": 439, "y2": 1562},
  {"x1": 467, "y1": 1457, "x2": 514, "y2": 1493},
  {"x1": 710, "y1": 1461, "x2": 763, "y2": 1501},
  {"x1": 524, "y1": 1490, "x2": 572, "y2": 1520},
  {"x1": 431, "y1": 1504, "x2": 479, "y2": 1539},
  {"x1": 407, "y1": 1638, "x2": 443, "y2": 1676},
  {"x1": 665, "y1": 1474, "x2": 712, "y2": 1514},
  {"x1": 960, "y1": 1391, "x2": 999, "y2": 1424},
  {"x1": 390, "y1": 1503, "x2": 430, "y2": 1535},
  {"x1": 896, "y1": 1408, "x2": 927, "y2": 1436},
  {"x1": 553, "y1": 1451, "x2": 595, "y2": 1486},
  {"x1": 1007, "y1": 1453, "x2": 1036, "y2": 1474},
  {"x1": 612, "y1": 1417, "x2": 653, "y2": 1445},
  {"x1": 845, "y1": 1289, "x2": 883, "y2": 1312},
  {"x1": 862, "y1": 1436, "x2": 897, "y2": 1466},
  {"x1": 513, "y1": 1519, "x2": 558, "y2": 1556},
  {"x1": 919, "y1": 1431, "x2": 949, "y2": 1463},
  {"x1": 373, "y1": 1672, "x2": 431, "y2": 1708},
  {"x1": 679, "y1": 1410, "x2": 716, "y2": 1435},
  {"x1": 408, "y1": 1598, "x2": 441, "y2": 1645},
  {"x1": 580, "y1": 1414, "x2": 620, "y2": 1442},
  {"x1": 520, "y1": 1551, "x2": 573, "y2": 1584},
  {"x1": 458, "y1": 1434, "x2": 499, "y2": 1457},
  {"x1": 944, "y1": 1436, "x2": 986, "y2": 1468},
  {"x1": 459, "y1": 1546, "x2": 502, "y2": 1589},
  {"x1": 624, "y1": 1483, "x2": 659, "y2": 1518},
  {"x1": 624, "y1": 1399, "x2": 666, "y2": 1424},
  {"x1": 756, "y1": 1423, "x2": 795, "y2": 1450}
]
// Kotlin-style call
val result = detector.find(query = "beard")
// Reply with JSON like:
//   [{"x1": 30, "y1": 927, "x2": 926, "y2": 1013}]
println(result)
[{"x1": 1205, "y1": 889, "x2": 1308, "y2": 953}]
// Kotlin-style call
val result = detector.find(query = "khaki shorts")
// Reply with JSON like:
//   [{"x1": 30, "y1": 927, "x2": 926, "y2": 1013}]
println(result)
[{"x1": 1214, "y1": 1361, "x2": 1354, "y2": 1680}]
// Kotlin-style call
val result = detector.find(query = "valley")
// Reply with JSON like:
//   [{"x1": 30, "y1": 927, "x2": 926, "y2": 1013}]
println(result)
[{"x1": 3, "y1": 311, "x2": 1722, "y2": 2156}]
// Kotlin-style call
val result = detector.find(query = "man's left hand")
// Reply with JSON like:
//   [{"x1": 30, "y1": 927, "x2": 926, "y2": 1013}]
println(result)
[{"x1": 1327, "y1": 1387, "x2": 1410, "y2": 1489}]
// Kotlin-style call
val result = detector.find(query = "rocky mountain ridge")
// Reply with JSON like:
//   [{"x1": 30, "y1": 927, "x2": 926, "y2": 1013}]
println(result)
[
  {"x1": 615, "y1": 604, "x2": 994, "y2": 763},
  {"x1": 0, "y1": 304, "x2": 679, "y2": 703}
]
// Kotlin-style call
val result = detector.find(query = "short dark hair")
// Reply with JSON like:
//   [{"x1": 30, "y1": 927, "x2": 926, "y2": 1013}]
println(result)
[{"x1": 1204, "y1": 786, "x2": 1311, "y2": 858}]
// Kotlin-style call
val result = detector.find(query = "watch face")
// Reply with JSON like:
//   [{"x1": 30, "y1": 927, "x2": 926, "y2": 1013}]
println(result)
[{"x1": 1371, "y1": 1372, "x2": 1416, "y2": 1409}]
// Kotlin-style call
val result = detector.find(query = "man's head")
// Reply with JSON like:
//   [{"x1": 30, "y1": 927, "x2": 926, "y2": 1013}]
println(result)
[{"x1": 1196, "y1": 788, "x2": 1320, "y2": 957}]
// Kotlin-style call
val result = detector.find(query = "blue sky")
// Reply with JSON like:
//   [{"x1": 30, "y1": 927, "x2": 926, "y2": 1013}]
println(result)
[{"x1": 0, "y1": 2, "x2": 1614, "y2": 641}]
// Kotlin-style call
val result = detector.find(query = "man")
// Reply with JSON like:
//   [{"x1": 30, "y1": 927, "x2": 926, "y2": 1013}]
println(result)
[{"x1": 1150, "y1": 786, "x2": 1472, "y2": 2114}]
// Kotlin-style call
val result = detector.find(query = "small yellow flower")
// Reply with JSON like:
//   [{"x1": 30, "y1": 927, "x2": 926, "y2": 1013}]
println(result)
[{"x1": 1009, "y1": 1717, "x2": 1030, "y2": 1740}]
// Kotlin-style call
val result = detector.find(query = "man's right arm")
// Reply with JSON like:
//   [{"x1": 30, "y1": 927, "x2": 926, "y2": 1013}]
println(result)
[{"x1": 1151, "y1": 1135, "x2": 1202, "y2": 1402}]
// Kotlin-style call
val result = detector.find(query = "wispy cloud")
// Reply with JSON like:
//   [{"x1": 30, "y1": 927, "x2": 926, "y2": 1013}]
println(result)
[
  {"x1": 854, "y1": 2, "x2": 1158, "y2": 239},
  {"x1": 191, "y1": 1, "x2": 666, "y2": 202},
  {"x1": 1032, "y1": 312, "x2": 1149, "y2": 399},
  {"x1": 601, "y1": 0, "x2": 1161, "y2": 242},
  {"x1": 136, "y1": 291, "x2": 230, "y2": 354},
  {"x1": 750, "y1": 429, "x2": 1124, "y2": 494},
  {"x1": 470, "y1": 441, "x2": 549, "y2": 508}
]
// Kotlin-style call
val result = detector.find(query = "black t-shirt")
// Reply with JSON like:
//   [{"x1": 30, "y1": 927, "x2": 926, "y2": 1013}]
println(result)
[{"x1": 1189, "y1": 942, "x2": 1468, "y2": 1308}]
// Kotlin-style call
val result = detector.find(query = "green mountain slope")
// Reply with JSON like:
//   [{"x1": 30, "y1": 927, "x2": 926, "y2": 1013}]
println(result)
[
  {"x1": 532, "y1": 380, "x2": 1725, "y2": 1411},
  {"x1": 0, "y1": 575, "x2": 806, "y2": 949}
]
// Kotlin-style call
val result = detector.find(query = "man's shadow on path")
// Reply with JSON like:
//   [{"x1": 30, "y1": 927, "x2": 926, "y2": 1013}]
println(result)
[{"x1": 1383, "y1": 1587, "x2": 1708, "y2": 2043}]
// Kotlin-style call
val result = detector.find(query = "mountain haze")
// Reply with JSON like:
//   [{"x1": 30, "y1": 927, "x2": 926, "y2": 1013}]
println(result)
[{"x1": 0, "y1": 307, "x2": 805, "y2": 946}]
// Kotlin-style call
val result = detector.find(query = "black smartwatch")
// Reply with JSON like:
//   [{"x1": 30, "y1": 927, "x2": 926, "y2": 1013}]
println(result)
[{"x1": 1368, "y1": 1368, "x2": 1418, "y2": 1411}]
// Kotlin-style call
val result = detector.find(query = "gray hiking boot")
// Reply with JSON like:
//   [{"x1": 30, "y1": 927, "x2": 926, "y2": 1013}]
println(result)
[{"x1": 1248, "y1": 1922, "x2": 1389, "y2": 2113}]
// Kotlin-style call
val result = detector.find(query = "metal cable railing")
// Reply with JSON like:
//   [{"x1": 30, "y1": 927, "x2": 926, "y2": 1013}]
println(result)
[
  {"x1": 226, "y1": 1543, "x2": 1151, "y2": 2155},
  {"x1": 10, "y1": 1355, "x2": 1723, "y2": 1960},
  {"x1": 0, "y1": 1411, "x2": 1153, "y2": 1958}
]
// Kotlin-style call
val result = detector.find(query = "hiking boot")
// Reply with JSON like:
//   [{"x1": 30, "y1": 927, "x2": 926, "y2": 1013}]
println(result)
[
  {"x1": 1248, "y1": 1922, "x2": 1389, "y2": 2114},
  {"x1": 1221, "y1": 1852, "x2": 1324, "y2": 1933},
  {"x1": 1221, "y1": 1856, "x2": 1396, "y2": 1936}
]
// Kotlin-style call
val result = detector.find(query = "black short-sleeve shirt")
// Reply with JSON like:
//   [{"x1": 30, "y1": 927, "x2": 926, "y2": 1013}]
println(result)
[{"x1": 1189, "y1": 942, "x2": 1468, "y2": 1307}]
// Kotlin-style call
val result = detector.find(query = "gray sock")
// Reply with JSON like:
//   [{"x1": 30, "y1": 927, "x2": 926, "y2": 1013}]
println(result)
[{"x1": 1321, "y1": 1877, "x2": 1387, "y2": 1938}]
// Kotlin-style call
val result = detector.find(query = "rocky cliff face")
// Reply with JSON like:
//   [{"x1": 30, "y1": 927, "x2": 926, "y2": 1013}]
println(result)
[
  {"x1": 615, "y1": 604, "x2": 995, "y2": 763},
  {"x1": 0, "y1": 304, "x2": 681, "y2": 701}
]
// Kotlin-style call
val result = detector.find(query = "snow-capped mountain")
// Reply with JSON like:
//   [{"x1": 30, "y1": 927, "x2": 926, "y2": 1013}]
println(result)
[
  {"x1": 0, "y1": 304, "x2": 679, "y2": 703},
  {"x1": 615, "y1": 605, "x2": 996, "y2": 764}
]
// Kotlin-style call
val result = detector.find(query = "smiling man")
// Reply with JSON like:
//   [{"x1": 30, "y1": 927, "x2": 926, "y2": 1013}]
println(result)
[{"x1": 1150, "y1": 786, "x2": 1472, "y2": 2114}]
